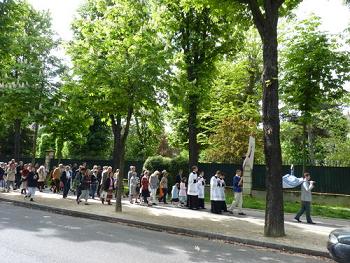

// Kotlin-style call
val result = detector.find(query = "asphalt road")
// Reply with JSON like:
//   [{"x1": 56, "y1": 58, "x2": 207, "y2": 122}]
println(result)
[{"x1": 0, "y1": 201, "x2": 330, "y2": 263}]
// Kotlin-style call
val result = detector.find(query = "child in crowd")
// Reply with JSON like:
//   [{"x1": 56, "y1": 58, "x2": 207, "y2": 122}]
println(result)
[
  {"x1": 171, "y1": 183, "x2": 179, "y2": 206},
  {"x1": 179, "y1": 177, "x2": 187, "y2": 207}
]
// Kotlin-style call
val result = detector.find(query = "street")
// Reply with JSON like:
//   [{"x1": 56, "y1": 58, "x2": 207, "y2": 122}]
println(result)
[{"x1": 0, "y1": 201, "x2": 330, "y2": 263}]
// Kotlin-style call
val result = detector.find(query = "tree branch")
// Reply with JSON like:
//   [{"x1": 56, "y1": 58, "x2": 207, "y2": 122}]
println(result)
[
  {"x1": 246, "y1": 0, "x2": 265, "y2": 35},
  {"x1": 121, "y1": 106, "x2": 133, "y2": 145}
]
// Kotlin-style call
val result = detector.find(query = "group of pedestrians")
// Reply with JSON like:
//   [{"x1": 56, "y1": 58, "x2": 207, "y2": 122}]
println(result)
[
  {"x1": 0, "y1": 159, "x2": 46, "y2": 201},
  {"x1": 0, "y1": 158, "x2": 317, "y2": 223}
]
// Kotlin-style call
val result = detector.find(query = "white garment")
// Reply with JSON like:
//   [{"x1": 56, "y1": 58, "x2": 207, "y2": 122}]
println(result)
[
  {"x1": 210, "y1": 176, "x2": 220, "y2": 201},
  {"x1": 197, "y1": 176, "x2": 205, "y2": 199},
  {"x1": 282, "y1": 174, "x2": 303, "y2": 188},
  {"x1": 187, "y1": 172, "x2": 198, "y2": 196},
  {"x1": 150, "y1": 188, "x2": 157, "y2": 203},
  {"x1": 218, "y1": 178, "x2": 226, "y2": 201}
]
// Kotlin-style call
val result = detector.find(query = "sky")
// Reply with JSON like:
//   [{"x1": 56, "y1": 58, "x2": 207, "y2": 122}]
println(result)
[{"x1": 28, "y1": 0, "x2": 350, "y2": 41}]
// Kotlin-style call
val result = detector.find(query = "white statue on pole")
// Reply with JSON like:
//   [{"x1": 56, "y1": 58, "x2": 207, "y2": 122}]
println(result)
[{"x1": 243, "y1": 136, "x2": 255, "y2": 195}]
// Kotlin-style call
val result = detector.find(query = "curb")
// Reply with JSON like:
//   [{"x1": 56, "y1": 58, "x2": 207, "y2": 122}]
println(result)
[{"x1": 0, "y1": 197, "x2": 330, "y2": 259}]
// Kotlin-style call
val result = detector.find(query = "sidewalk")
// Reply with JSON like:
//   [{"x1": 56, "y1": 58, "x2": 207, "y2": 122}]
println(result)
[{"x1": 1, "y1": 190, "x2": 347, "y2": 258}]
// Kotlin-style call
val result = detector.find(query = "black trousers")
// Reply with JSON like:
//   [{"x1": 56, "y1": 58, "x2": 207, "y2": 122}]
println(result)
[
  {"x1": 188, "y1": 195, "x2": 199, "y2": 209},
  {"x1": 198, "y1": 198, "x2": 205, "y2": 209},
  {"x1": 63, "y1": 182, "x2": 70, "y2": 198},
  {"x1": 220, "y1": 201, "x2": 228, "y2": 212},
  {"x1": 211, "y1": 200, "x2": 221, "y2": 214}
]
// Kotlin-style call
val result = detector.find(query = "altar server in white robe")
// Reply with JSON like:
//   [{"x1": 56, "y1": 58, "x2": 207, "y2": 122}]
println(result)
[
  {"x1": 187, "y1": 166, "x2": 199, "y2": 209},
  {"x1": 210, "y1": 170, "x2": 222, "y2": 214},
  {"x1": 218, "y1": 173, "x2": 228, "y2": 212},
  {"x1": 197, "y1": 171, "x2": 205, "y2": 209}
]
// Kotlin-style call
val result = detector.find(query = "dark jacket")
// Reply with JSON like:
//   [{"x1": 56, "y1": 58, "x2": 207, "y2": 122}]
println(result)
[
  {"x1": 103, "y1": 177, "x2": 115, "y2": 191},
  {"x1": 80, "y1": 175, "x2": 91, "y2": 190},
  {"x1": 27, "y1": 172, "x2": 38, "y2": 187},
  {"x1": 60, "y1": 171, "x2": 68, "y2": 184}
]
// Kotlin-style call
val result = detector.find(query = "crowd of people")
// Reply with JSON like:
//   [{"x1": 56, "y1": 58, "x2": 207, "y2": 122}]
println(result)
[{"x1": 0, "y1": 159, "x2": 247, "y2": 216}]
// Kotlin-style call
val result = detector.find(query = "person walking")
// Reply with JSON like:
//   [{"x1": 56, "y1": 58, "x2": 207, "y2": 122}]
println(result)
[
  {"x1": 140, "y1": 170, "x2": 150, "y2": 205},
  {"x1": 15, "y1": 161, "x2": 23, "y2": 190},
  {"x1": 37, "y1": 165, "x2": 46, "y2": 192},
  {"x1": 0, "y1": 162, "x2": 5, "y2": 192},
  {"x1": 210, "y1": 170, "x2": 222, "y2": 214},
  {"x1": 52, "y1": 164, "x2": 63, "y2": 193},
  {"x1": 129, "y1": 171, "x2": 139, "y2": 204},
  {"x1": 228, "y1": 169, "x2": 246, "y2": 215},
  {"x1": 25, "y1": 165, "x2": 38, "y2": 202},
  {"x1": 100, "y1": 166, "x2": 111, "y2": 204},
  {"x1": 187, "y1": 166, "x2": 199, "y2": 210},
  {"x1": 178, "y1": 177, "x2": 187, "y2": 207},
  {"x1": 5, "y1": 161, "x2": 16, "y2": 192},
  {"x1": 61, "y1": 166, "x2": 72, "y2": 198},
  {"x1": 218, "y1": 173, "x2": 228, "y2": 213},
  {"x1": 149, "y1": 171, "x2": 159, "y2": 205},
  {"x1": 77, "y1": 169, "x2": 91, "y2": 205},
  {"x1": 90, "y1": 168, "x2": 98, "y2": 199},
  {"x1": 159, "y1": 171, "x2": 168, "y2": 204},
  {"x1": 294, "y1": 172, "x2": 316, "y2": 224},
  {"x1": 103, "y1": 172, "x2": 115, "y2": 205},
  {"x1": 20, "y1": 164, "x2": 29, "y2": 195},
  {"x1": 197, "y1": 171, "x2": 205, "y2": 209}
]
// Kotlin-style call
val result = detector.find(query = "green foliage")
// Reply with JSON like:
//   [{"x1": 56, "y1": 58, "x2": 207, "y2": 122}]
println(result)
[
  {"x1": 280, "y1": 17, "x2": 350, "y2": 118},
  {"x1": 280, "y1": 16, "x2": 350, "y2": 165},
  {"x1": 202, "y1": 116, "x2": 263, "y2": 163},
  {"x1": 67, "y1": 115, "x2": 113, "y2": 160},
  {"x1": 143, "y1": 155, "x2": 172, "y2": 174},
  {"x1": 37, "y1": 133, "x2": 55, "y2": 158}
]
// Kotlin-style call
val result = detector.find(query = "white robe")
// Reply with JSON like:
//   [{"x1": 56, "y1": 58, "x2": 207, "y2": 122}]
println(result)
[
  {"x1": 197, "y1": 176, "x2": 205, "y2": 199},
  {"x1": 210, "y1": 176, "x2": 220, "y2": 201},
  {"x1": 187, "y1": 172, "x2": 198, "y2": 196},
  {"x1": 218, "y1": 178, "x2": 226, "y2": 201}
]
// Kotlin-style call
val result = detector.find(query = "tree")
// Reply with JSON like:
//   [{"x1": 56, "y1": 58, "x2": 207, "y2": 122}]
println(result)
[
  {"x1": 220, "y1": 0, "x2": 301, "y2": 237},
  {"x1": 280, "y1": 17, "x2": 350, "y2": 169},
  {"x1": 69, "y1": 0, "x2": 168, "y2": 211},
  {"x1": 162, "y1": 1, "x2": 247, "y2": 167},
  {"x1": 0, "y1": 0, "x2": 61, "y2": 161}
]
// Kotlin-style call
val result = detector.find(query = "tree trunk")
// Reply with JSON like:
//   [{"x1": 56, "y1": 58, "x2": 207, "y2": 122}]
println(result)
[
  {"x1": 31, "y1": 122, "x2": 39, "y2": 165},
  {"x1": 302, "y1": 119, "x2": 307, "y2": 174},
  {"x1": 55, "y1": 137, "x2": 63, "y2": 164},
  {"x1": 111, "y1": 107, "x2": 133, "y2": 212},
  {"x1": 247, "y1": 0, "x2": 285, "y2": 237},
  {"x1": 307, "y1": 123, "x2": 315, "y2": 166},
  {"x1": 188, "y1": 95, "x2": 199, "y2": 168},
  {"x1": 14, "y1": 119, "x2": 21, "y2": 161}
]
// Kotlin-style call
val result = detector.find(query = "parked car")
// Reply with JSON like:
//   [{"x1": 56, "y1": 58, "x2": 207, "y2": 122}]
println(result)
[{"x1": 328, "y1": 228, "x2": 350, "y2": 263}]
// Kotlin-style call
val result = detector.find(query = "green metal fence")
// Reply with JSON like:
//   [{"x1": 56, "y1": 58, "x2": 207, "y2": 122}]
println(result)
[
  {"x1": 3, "y1": 157, "x2": 350, "y2": 195},
  {"x1": 252, "y1": 164, "x2": 350, "y2": 195}
]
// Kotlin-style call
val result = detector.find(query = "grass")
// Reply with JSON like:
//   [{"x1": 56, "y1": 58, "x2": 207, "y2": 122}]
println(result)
[{"x1": 204, "y1": 188, "x2": 350, "y2": 220}]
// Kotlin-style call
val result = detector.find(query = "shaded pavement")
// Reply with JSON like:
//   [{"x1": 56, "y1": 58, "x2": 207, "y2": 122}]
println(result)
[{"x1": 0, "y1": 190, "x2": 348, "y2": 258}]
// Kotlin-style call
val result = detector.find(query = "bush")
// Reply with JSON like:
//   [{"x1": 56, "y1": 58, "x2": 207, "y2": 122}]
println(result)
[
  {"x1": 143, "y1": 155, "x2": 171, "y2": 174},
  {"x1": 143, "y1": 155, "x2": 189, "y2": 192}
]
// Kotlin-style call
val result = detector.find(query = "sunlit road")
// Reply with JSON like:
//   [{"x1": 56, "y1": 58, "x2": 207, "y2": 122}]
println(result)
[{"x1": 0, "y1": 202, "x2": 329, "y2": 263}]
